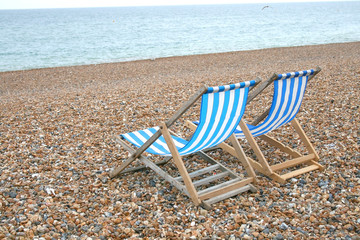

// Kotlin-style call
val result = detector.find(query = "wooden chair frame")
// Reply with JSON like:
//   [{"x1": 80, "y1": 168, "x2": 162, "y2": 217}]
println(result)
[
  {"x1": 111, "y1": 80, "x2": 260, "y2": 208},
  {"x1": 218, "y1": 67, "x2": 324, "y2": 183}
]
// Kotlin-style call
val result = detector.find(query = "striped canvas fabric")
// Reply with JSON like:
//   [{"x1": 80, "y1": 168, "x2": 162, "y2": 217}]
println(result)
[
  {"x1": 234, "y1": 69, "x2": 315, "y2": 138},
  {"x1": 121, "y1": 80, "x2": 256, "y2": 156}
]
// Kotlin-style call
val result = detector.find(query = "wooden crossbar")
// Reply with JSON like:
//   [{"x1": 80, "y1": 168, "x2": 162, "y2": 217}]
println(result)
[
  {"x1": 280, "y1": 164, "x2": 320, "y2": 180},
  {"x1": 199, "y1": 178, "x2": 254, "y2": 200},
  {"x1": 174, "y1": 164, "x2": 220, "y2": 181},
  {"x1": 309, "y1": 160, "x2": 325, "y2": 171},
  {"x1": 204, "y1": 185, "x2": 254, "y2": 205},
  {"x1": 193, "y1": 172, "x2": 229, "y2": 187},
  {"x1": 270, "y1": 153, "x2": 316, "y2": 172},
  {"x1": 197, "y1": 178, "x2": 242, "y2": 196}
]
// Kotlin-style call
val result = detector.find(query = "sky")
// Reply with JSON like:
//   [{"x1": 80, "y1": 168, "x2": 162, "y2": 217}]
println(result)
[{"x1": 0, "y1": 0, "x2": 354, "y2": 10}]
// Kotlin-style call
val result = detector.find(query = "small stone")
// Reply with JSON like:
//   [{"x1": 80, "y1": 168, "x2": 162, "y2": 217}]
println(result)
[
  {"x1": 344, "y1": 224, "x2": 354, "y2": 231},
  {"x1": 36, "y1": 225, "x2": 48, "y2": 234},
  {"x1": 100, "y1": 177, "x2": 108, "y2": 184},
  {"x1": 296, "y1": 227, "x2": 307, "y2": 234},
  {"x1": 234, "y1": 214, "x2": 242, "y2": 223},
  {"x1": 104, "y1": 212, "x2": 112, "y2": 217},
  {"x1": 81, "y1": 225, "x2": 89, "y2": 232},
  {"x1": 149, "y1": 179, "x2": 156, "y2": 187},
  {"x1": 200, "y1": 209, "x2": 207, "y2": 216},
  {"x1": 309, "y1": 216, "x2": 316, "y2": 222},
  {"x1": 318, "y1": 180, "x2": 328, "y2": 188},
  {"x1": 93, "y1": 226, "x2": 102, "y2": 233},
  {"x1": 216, "y1": 230, "x2": 226, "y2": 237},
  {"x1": 9, "y1": 191, "x2": 17, "y2": 198},
  {"x1": 299, "y1": 179, "x2": 307, "y2": 184},
  {"x1": 242, "y1": 234, "x2": 251, "y2": 240},
  {"x1": 275, "y1": 233, "x2": 284, "y2": 240},
  {"x1": 279, "y1": 223, "x2": 288, "y2": 230}
]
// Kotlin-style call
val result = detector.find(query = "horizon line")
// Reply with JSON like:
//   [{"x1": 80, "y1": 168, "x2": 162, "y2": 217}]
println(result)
[{"x1": 0, "y1": 0, "x2": 357, "y2": 10}]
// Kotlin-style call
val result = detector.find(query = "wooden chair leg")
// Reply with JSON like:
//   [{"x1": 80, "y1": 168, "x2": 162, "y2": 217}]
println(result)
[
  {"x1": 110, "y1": 135, "x2": 140, "y2": 178},
  {"x1": 290, "y1": 118, "x2": 324, "y2": 171},
  {"x1": 160, "y1": 122, "x2": 201, "y2": 206},
  {"x1": 229, "y1": 134, "x2": 257, "y2": 180},
  {"x1": 239, "y1": 119, "x2": 273, "y2": 175},
  {"x1": 116, "y1": 136, "x2": 190, "y2": 195},
  {"x1": 290, "y1": 118, "x2": 320, "y2": 160}
]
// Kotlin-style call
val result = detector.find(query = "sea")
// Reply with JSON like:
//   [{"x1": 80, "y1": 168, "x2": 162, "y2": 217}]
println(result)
[{"x1": 0, "y1": 1, "x2": 359, "y2": 72}]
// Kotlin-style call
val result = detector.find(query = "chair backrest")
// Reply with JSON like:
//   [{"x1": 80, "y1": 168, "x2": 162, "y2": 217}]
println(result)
[
  {"x1": 178, "y1": 80, "x2": 256, "y2": 155},
  {"x1": 121, "y1": 80, "x2": 257, "y2": 156},
  {"x1": 249, "y1": 69, "x2": 315, "y2": 137}
]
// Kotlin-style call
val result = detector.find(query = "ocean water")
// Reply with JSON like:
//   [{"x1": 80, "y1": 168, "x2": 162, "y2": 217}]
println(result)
[{"x1": 0, "y1": 1, "x2": 359, "y2": 72}]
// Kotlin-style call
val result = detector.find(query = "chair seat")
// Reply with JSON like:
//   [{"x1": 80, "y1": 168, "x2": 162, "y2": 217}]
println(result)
[{"x1": 121, "y1": 127, "x2": 187, "y2": 156}]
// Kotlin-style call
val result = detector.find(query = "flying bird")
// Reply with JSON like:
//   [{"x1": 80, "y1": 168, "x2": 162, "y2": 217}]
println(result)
[{"x1": 262, "y1": 5, "x2": 270, "y2": 10}]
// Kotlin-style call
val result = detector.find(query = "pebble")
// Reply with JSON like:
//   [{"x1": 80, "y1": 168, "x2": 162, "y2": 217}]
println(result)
[
  {"x1": 275, "y1": 233, "x2": 284, "y2": 240},
  {"x1": 104, "y1": 212, "x2": 112, "y2": 217},
  {"x1": 0, "y1": 42, "x2": 359, "y2": 239},
  {"x1": 296, "y1": 227, "x2": 307, "y2": 235},
  {"x1": 279, "y1": 223, "x2": 288, "y2": 230},
  {"x1": 10, "y1": 192, "x2": 18, "y2": 199}
]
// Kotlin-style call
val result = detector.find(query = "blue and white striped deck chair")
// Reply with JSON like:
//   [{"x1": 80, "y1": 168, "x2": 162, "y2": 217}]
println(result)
[
  {"x1": 228, "y1": 68, "x2": 324, "y2": 183},
  {"x1": 111, "y1": 79, "x2": 260, "y2": 208}
]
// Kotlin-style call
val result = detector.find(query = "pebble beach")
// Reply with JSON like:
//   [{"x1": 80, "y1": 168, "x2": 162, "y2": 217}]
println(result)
[{"x1": 0, "y1": 42, "x2": 359, "y2": 239}]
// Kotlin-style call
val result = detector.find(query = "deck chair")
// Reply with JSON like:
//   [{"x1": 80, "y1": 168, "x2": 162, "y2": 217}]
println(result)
[
  {"x1": 110, "y1": 79, "x2": 260, "y2": 208},
  {"x1": 220, "y1": 67, "x2": 324, "y2": 183}
]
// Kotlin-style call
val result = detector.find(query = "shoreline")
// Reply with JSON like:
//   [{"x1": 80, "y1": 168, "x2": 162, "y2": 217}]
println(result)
[
  {"x1": 0, "y1": 41, "x2": 359, "y2": 239},
  {"x1": 1, "y1": 41, "x2": 359, "y2": 74},
  {"x1": 1, "y1": 41, "x2": 359, "y2": 98}
]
